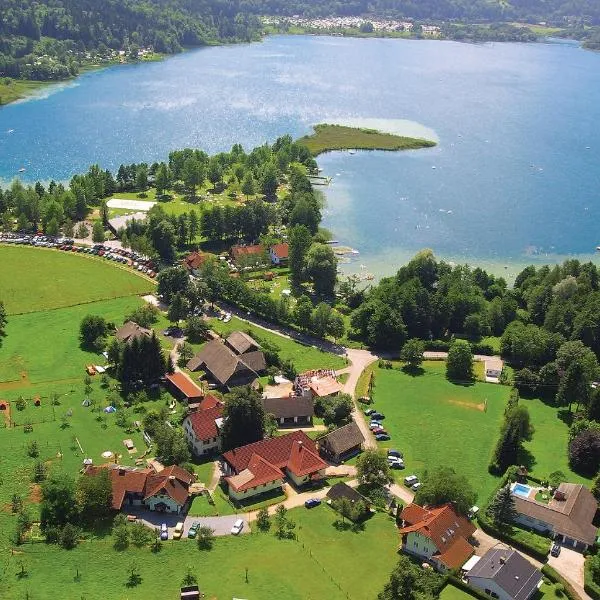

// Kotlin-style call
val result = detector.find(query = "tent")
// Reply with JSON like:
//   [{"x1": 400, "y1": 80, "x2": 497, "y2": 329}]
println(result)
[
  {"x1": 83, "y1": 458, "x2": 93, "y2": 466},
  {"x1": 103, "y1": 405, "x2": 116, "y2": 413},
  {"x1": 82, "y1": 399, "x2": 92, "y2": 407}
]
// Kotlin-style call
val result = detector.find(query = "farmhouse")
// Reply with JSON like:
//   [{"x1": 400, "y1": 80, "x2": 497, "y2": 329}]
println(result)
[
  {"x1": 318, "y1": 421, "x2": 365, "y2": 462},
  {"x1": 182, "y1": 251, "x2": 209, "y2": 275},
  {"x1": 115, "y1": 321, "x2": 152, "y2": 344},
  {"x1": 269, "y1": 243, "x2": 289, "y2": 265},
  {"x1": 85, "y1": 463, "x2": 194, "y2": 514},
  {"x1": 466, "y1": 547, "x2": 542, "y2": 600},
  {"x1": 261, "y1": 394, "x2": 314, "y2": 427},
  {"x1": 222, "y1": 431, "x2": 327, "y2": 501},
  {"x1": 398, "y1": 503, "x2": 476, "y2": 572},
  {"x1": 183, "y1": 396, "x2": 224, "y2": 456},
  {"x1": 165, "y1": 371, "x2": 204, "y2": 403},
  {"x1": 230, "y1": 244, "x2": 266, "y2": 265},
  {"x1": 512, "y1": 483, "x2": 597, "y2": 551}
]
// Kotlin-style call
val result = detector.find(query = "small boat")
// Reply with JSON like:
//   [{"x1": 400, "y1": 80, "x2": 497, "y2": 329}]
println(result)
[
  {"x1": 18, "y1": 167, "x2": 25, "y2": 173},
  {"x1": 325, "y1": 240, "x2": 339, "y2": 245},
  {"x1": 349, "y1": 149, "x2": 356, "y2": 155},
  {"x1": 7, "y1": 129, "x2": 14, "y2": 134},
  {"x1": 431, "y1": 166, "x2": 436, "y2": 169},
  {"x1": 596, "y1": 246, "x2": 600, "y2": 252}
]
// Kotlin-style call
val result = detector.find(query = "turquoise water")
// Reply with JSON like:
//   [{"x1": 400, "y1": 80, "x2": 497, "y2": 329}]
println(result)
[
  {"x1": 2, "y1": 35, "x2": 600, "y2": 275},
  {"x1": 512, "y1": 483, "x2": 533, "y2": 497}
]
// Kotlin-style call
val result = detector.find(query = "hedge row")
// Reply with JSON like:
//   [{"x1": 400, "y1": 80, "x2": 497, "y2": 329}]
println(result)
[
  {"x1": 423, "y1": 340, "x2": 496, "y2": 356},
  {"x1": 585, "y1": 559, "x2": 600, "y2": 599},
  {"x1": 541, "y1": 565, "x2": 579, "y2": 600}
]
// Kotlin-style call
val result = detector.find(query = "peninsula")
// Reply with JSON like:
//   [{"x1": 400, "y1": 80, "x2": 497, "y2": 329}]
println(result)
[{"x1": 297, "y1": 123, "x2": 437, "y2": 156}]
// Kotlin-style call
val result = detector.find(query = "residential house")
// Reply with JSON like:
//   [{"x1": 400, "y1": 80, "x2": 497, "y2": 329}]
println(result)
[
  {"x1": 262, "y1": 395, "x2": 314, "y2": 427},
  {"x1": 114, "y1": 321, "x2": 152, "y2": 344},
  {"x1": 183, "y1": 396, "x2": 224, "y2": 456},
  {"x1": 326, "y1": 482, "x2": 371, "y2": 520},
  {"x1": 398, "y1": 503, "x2": 477, "y2": 572},
  {"x1": 85, "y1": 463, "x2": 194, "y2": 514},
  {"x1": 512, "y1": 482, "x2": 598, "y2": 551},
  {"x1": 186, "y1": 338, "x2": 265, "y2": 390},
  {"x1": 182, "y1": 251, "x2": 209, "y2": 276},
  {"x1": 230, "y1": 244, "x2": 266, "y2": 266},
  {"x1": 295, "y1": 369, "x2": 342, "y2": 398},
  {"x1": 165, "y1": 371, "x2": 204, "y2": 403},
  {"x1": 225, "y1": 331, "x2": 261, "y2": 355},
  {"x1": 222, "y1": 431, "x2": 328, "y2": 501},
  {"x1": 318, "y1": 421, "x2": 365, "y2": 462},
  {"x1": 466, "y1": 547, "x2": 542, "y2": 600},
  {"x1": 269, "y1": 243, "x2": 289, "y2": 265}
]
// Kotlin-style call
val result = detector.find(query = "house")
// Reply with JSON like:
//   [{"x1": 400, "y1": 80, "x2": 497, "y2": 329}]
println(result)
[
  {"x1": 318, "y1": 421, "x2": 365, "y2": 462},
  {"x1": 398, "y1": 503, "x2": 477, "y2": 572},
  {"x1": 222, "y1": 431, "x2": 328, "y2": 501},
  {"x1": 186, "y1": 339, "x2": 265, "y2": 390},
  {"x1": 165, "y1": 371, "x2": 204, "y2": 403},
  {"x1": 114, "y1": 321, "x2": 152, "y2": 344},
  {"x1": 183, "y1": 396, "x2": 224, "y2": 456},
  {"x1": 262, "y1": 395, "x2": 314, "y2": 427},
  {"x1": 85, "y1": 463, "x2": 194, "y2": 514},
  {"x1": 230, "y1": 244, "x2": 266, "y2": 266},
  {"x1": 225, "y1": 331, "x2": 261, "y2": 355},
  {"x1": 182, "y1": 251, "x2": 209, "y2": 276},
  {"x1": 295, "y1": 369, "x2": 342, "y2": 398},
  {"x1": 326, "y1": 482, "x2": 371, "y2": 519},
  {"x1": 512, "y1": 482, "x2": 597, "y2": 551},
  {"x1": 269, "y1": 243, "x2": 289, "y2": 265},
  {"x1": 466, "y1": 547, "x2": 542, "y2": 600}
]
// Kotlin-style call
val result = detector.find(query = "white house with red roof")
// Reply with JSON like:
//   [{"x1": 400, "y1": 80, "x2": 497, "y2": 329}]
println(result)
[
  {"x1": 222, "y1": 431, "x2": 327, "y2": 501},
  {"x1": 182, "y1": 396, "x2": 224, "y2": 457},
  {"x1": 269, "y1": 243, "x2": 289, "y2": 265},
  {"x1": 398, "y1": 503, "x2": 477, "y2": 572}
]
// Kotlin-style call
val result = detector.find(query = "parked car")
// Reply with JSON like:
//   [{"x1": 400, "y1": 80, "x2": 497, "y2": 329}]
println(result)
[
  {"x1": 412, "y1": 482, "x2": 421, "y2": 491},
  {"x1": 369, "y1": 420, "x2": 383, "y2": 428},
  {"x1": 388, "y1": 457, "x2": 404, "y2": 469},
  {"x1": 187, "y1": 522, "x2": 200, "y2": 538},
  {"x1": 160, "y1": 523, "x2": 168, "y2": 540},
  {"x1": 387, "y1": 449, "x2": 403, "y2": 458},
  {"x1": 372, "y1": 428, "x2": 388, "y2": 436},
  {"x1": 305, "y1": 498, "x2": 321, "y2": 509},
  {"x1": 404, "y1": 475, "x2": 418, "y2": 486},
  {"x1": 231, "y1": 518, "x2": 244, "y2": 535},
  {"x1": 467, "y1": 506, "x2": 480, "y2": 520},
  {"x1": 223, "y1": 313, "x2": 232, "y2": 323},
  {"x1": 364, "y1": 408, "x2": 376, "y2": 416},
  {"x1": 371, "y1": 412, "x2": 385, "y2": 420},
  {"x1": 550, "y1": 542, "x2": 561, "y2": 557},
  {"x1": 173, "y1": 522, "x2": 184, "y2": 540},
  {"x1": 375, "y1": 433, "x2": 390, "y2": 441}
]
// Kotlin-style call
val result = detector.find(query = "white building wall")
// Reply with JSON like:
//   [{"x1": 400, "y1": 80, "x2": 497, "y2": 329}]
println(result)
[
  {"x1": 403, "y1": 531, "x2": 439, "y2": 561},
  {"x1": 145, "y1": 494, "x2": 182, "y2": 513},
  {"x1": 183, "y1": 417, "x2": 221, "y2": 456},
  {"x1": 468, "y1": 577, "x2": 515, "y2": 600},
  {"x1": 228, "y1": 478, "x2": 283, "y2": 501}
]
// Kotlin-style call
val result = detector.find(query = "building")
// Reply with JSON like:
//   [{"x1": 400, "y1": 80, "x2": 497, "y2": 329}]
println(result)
[
  {"x1": 262, "y1": 395, "x2": 314, "y2": 427},
  {"x1": 318, "y1": 421, "x2": 365, "y2": 462},
  {"x1": 295, "y1": 369, "x2": 342, "y2": 398},
  {"x1": 326, "y1": 482, "x2": 371, "y2": 520},
  {"x1": 466, "y1": 547, "x2": 543, "y2": 600},
  {"x1": 269, "y1": 243, "x2": 289, "y2": 265},
  {"x1": 186, "y1": 338, "x2": 265, "y2": 390},
  {"x1": 182, "y1": 251, "x2": 209, "y2": 275},
  {"x1": 230, "y1": 244, "x2": 266, "y2": 266},
  {"x1": 512, "y1": 483, "x2": 597, "y2": 551},
  {"x1": 398, "y1": 503, "x2": 477, "y2": 572},
  {"x1": 225, "y1": 331, "x2": 261, "y2": 355},
  {"x1": 183, "y1": 396, "x2": 224, "y2": 456},
  {"x1": 85, "y1": 463, "x2": 194, "y2": 514},
  {"x1": 114, "y1": 321, "x2": 152, "y2": 344},
  {"x1": 485, "y1": 356, "x2": 504, "y2": 382},
  {"x1": 165, "y1": 371, "x2": 205, "y2": 403},
  {"x1": 222, "y1": 431, "x2": 328, "y2": 501}
]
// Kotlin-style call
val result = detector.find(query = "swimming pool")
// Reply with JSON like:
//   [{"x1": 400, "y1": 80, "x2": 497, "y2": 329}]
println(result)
[{"x1": 512, "y1": 483, "x2": 532, "y2": 498}]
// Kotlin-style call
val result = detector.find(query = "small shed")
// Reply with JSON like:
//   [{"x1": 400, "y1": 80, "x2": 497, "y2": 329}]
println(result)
[{"x1": 180, "y1": 585, "x2": 201, "y2": 600}]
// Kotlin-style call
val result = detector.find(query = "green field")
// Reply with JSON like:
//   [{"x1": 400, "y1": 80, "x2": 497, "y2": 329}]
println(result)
[
  {"x1": 0, "y1": 79, "x2": 52, "y2": 106},
  {"x1": 0, "y1": 506, "x2": 399, "y2": 600},
  {"x1": 370, "y1": 362, "x2": 510, "y2": 500},
  {"x1": 210, "y1": 315, "x2": 346, "y2": 372},
  {"x1": 0, "y1": 246, "x2": 153, "y2": 314},
  {"x1": 297, "y1": 123, "x2": 436, "y2": 156},
  {"x1": 440, "y1": 582, "x2": 561, "y2": 600}
]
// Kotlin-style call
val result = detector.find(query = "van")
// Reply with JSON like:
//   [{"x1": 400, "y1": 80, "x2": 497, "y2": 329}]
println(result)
[{"x1": 404, "y1": 475, "x2": 418, "y2": 486}]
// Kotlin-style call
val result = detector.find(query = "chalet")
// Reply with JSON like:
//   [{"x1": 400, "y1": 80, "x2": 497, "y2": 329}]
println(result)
[
  {"x1": 222, "y1": 431, "x2": 327, "y2": 501},
  {"x1": 512, "y1": 482, "x2": 597, "y2": 551},
  {"x1": 165, "y1": 372, "x2": 204, "y2": 403},
  {"x1": 466, "y1": 548, "x2": 542, "y2": 600},
  {"x1": 114, "y1": 321, "x2": 152, "y2": 344},
  {"x1": 85, "y1": 463, "x2": 194, "y2": 514},
  {"x1": 318, "y1": 421, "x2": 365, "y2": 462},
  {"x1": 183, "y1": 396, "x2": 224, "y2": 456},
  {"x1": 262, "y1": 395, "x2": 314, "y2": 427},
  {"x1": 269, "y1": 243, "x2": 289, "y2": 265},
  {"x1": 398, "y1": 503, "x2": 476, "y2": 572},
  {"x1": 182, "y1": 251, "x2": 209, "y2": 276}
]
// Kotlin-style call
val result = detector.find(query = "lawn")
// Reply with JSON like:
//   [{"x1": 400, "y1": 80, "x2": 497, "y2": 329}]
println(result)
[
  {"x1": 370, "y1": 362, "x2": 510, "y2": 501},
  {"x1": 0, "y1": 506, "x2": 399, "y2": 600},
  {"x1": 0, "y1": 246, "x2": 153, "y2": 314},
  {"x1": 439, "y1": 584, "x2": 473, "y2": 599},
  {"x1": 210, "y1": 316, "x2": 346, "y2": 373},
  {"x1": 188, "y1": 488, "x2": 236, "y2": 517}
]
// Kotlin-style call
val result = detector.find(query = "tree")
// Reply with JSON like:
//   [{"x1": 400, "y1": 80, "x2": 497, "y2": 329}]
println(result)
[
  {"x1": 40, "y1": 473, "x2": 77, "y2": 532},
  {"x1": 26, "y1": 440, "x2": 39, "y2": 458},
  {"x1": 168, "y1": 292, "x2": 188, "y2": 323},
  {"x1": 75, "y1": 222, "x2": 89, "y2": 238},
  {"x1": 197, "y1": 525, "x2": 215, "y2": 550},
  {"x1": 157, "y1": 266, "x2": 190, "y2": 303},
  {"x1": 150, "y1": 219, "x2": 177, "y2": 263},
  {"x1": 126, "y1": 304, "x2": 159, "y2": 328},
  {"x1": 256, "y1": 507, "x2": 271, "y2": 532},
  {"x1": 486, "y1": 484, "x2": 517, "y2": 526},
  {"x1": 288, "y1": 225, "x2": 312, "y2": 288},
  {"x1": 153, "y1": 425, "x2": 191, "y2": 465},
  {"x1": 489, "y1": 405, "x2": 534, "y2": 474},
  {"x1": 356, "y1": 449, "x2": 392, "y2": 488},
  {"x1": 591, "y1": 472, "x2": 600, "y2": 501},
  {"x1": 556, "y1": 360, "x2": 591, "y2": 413},
  {"x1": 548, "y1": 470, "x2": 567, "y2": 489},
  {"x1": 0, "y1": 301, "x2": 6, "y2": 349},
  {"x1": 260, "y1": 163, "x2": 279, "y2": 197},
  {"x1": 400, "y1": 339, "x2": 425, "y2": 369},
  {"x1": 181, "y1": 566, "x2": 198, "y2": 587},
  {"x1": 113, "y1": 523, "x2": 130, "y2": 550},
  {"x1": 569, "y1": 428, "x2": 600, "y2": 476},
  {"x1": 79, "y1": 315, "x2": 112, "y2": 351},
  {"x1": 378, "y1": 554, "x2": 444, "y2": 600},
  {"x1": 314, "y1": 393, "x2": 353, "y2": 427},
  {"x1": 32, "y1": 460, "x2": 47, "y2": 483},
  {"x1": 310, "y1": 302, "x2": 333, "y2": 338},
  {"x1": 274, "y1": 504, "x2": 296, "y2": 539},
  {"x1": 60, "y1": 523, "x2": 80, "y2": 549},
  {"x1": 185, "y1": 315, "x2": 208, "y2": 343},
  {"x1": 241, "y1": 172, "x2": 256, "y2": 198},
  {"x1": 155, "y1": 163, "x2": 170, "y2": 197},
  {"x1": 76, "y1": 468, "x2": 113, "y2": 521},
  {"x1": 415, "y1": 466, "x2": 477, "y2": 517},
  {"x1": 446, "y1": 339, "x2": 473, "y2": 381},
  {"x1": 221, "y1": 386, "x2": 266, "y2": 451},
  {"x1": 92, "y1": 220, "x2": 105, "y2": 243},
  {"x1": 305, "y1": 243, "x2": 337, "y2": 297}
]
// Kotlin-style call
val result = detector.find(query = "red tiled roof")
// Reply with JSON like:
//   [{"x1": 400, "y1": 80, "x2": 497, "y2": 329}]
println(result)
[
  {"x1": 225, "y1": 453, "x2": 284, "y2": 492},
  {"x1": 144, "y1": 473, "x2": 189, "y2": 506},
  {"x1": 186, "y1": 403, "x2": 224, "y2": 441},
  {"x1": 223, "y1": 431, "x2": 327, "y2": 479},
  {"x1": 231, "y1": 244, "x2": 264, "y2": 260},
  {"x1": 183, "y1": 251, "x2": 208, "y2": 270},
  {"x1": 270, "y1": 243, "x2": 289, "y2": 259},
  {"x1": 160, "y1": 464, "x2": 195, "y2": 486},
  {"x1": 165, "y1": 372, "x2": 204, "y2": 400},
  {"x1": 199, "y1": 395, "x2": 222, "y2": 410}
]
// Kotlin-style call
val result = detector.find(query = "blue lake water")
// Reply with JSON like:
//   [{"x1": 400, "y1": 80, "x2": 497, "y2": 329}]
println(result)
[{"x1": 2, "y1": 35, "x2": 600, "y2": 278}]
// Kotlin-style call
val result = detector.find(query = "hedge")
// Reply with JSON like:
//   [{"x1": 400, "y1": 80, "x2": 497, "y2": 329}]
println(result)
[
  {"x1": 541, "y1": 565, "x2": 579, "y2": 600},
  {"x1": 446, "y1": 575, "x2": 490, "y2": 600},
  {"x1": 585, "y1": 558, "x2": 600, "y2": 599},
  {"x1": 424, "y1": 340, "x2": 496, "y2": 355}
]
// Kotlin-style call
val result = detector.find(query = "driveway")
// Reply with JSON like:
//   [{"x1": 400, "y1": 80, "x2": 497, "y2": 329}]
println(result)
[{"x1": 548, "y1": 546, "x2": 589, "y2": 600}]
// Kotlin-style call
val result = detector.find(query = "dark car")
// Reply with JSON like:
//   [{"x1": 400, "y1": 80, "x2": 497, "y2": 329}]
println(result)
[
  {"x1": 375, "y1": 433, "x2": 391, "y2": 441},
  {"x1": 550, "y1": 542, "x2": 561, "y2": 557},
  {"x1": 387, "y1": 449, "x2": 403, "y2": 458},
  {"x1": 364, "y1": 408, "x2": 376, "y2": 416},
  {"x1": 304, "y1": 498, "x2": 321, "y2": 509},
  {"x1": 371, "y1": 412, "x2": 385, "y2": 420}
]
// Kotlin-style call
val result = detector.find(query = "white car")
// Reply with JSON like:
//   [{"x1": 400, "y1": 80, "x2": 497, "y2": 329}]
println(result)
[
  {"x1": 404, "y1": 475, "x2": 418, "y2": 486},
  {"x1": 231, "y1": 518, "x2": 244, "y2": 535},
  {"x1": 412, "y1": 482, "x2": 422, "y2": 491},
  {"x1": 223, "y1": 313, "x2": 232, "y2": 323}
]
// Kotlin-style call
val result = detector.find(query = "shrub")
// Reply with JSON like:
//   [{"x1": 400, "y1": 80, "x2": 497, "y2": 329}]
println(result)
[{"x1": 569, "y1": 429, "x2": 600, "y2": 476}]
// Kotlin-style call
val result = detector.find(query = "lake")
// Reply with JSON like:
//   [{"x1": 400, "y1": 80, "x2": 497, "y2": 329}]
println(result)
[{"x1": 2, "y1": 35, "x2": 600, "y2": 279}]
